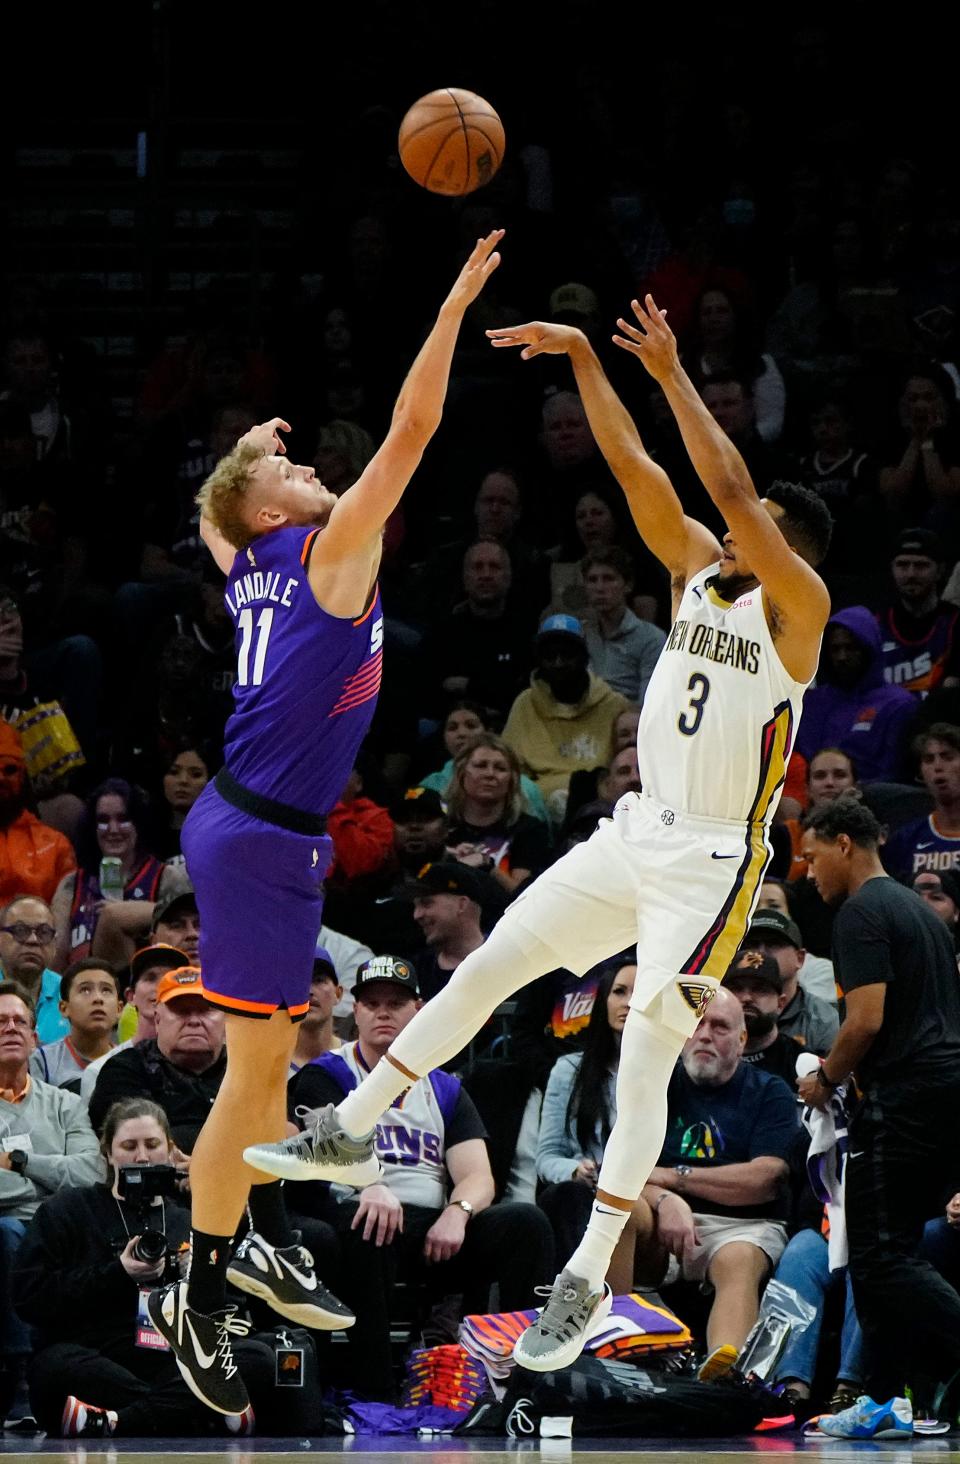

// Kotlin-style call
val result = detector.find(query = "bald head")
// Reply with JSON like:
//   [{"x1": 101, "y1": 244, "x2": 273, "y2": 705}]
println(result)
[{"x1": 681, "y1": 987, "x2": 746, "y2": 1087}]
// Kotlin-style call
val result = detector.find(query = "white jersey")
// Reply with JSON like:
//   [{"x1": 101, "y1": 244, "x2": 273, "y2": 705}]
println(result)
[{"x1": 637, "y1": 564, "x2": 814, "y2": 825}]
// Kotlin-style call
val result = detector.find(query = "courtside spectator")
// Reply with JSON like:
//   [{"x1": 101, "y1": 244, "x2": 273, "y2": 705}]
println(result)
[
  {"x1": 740, "y1": 909, "x2": 839, "y2": 1053},
  {"x1": 878, "y1": 529, "x2": 960, "y2": 696},
  {"x1": 0, "y1": 982, "x2": 101, "y2": 1419},
  {"x1": 0, "y1": 897, "x2": 66, "y2": 1042},
  {"x1": 883, "y1": 723, "x2": 960, "y2": 879},
  {"x1": 796, "y1": 609, "x2": 915, "y2": 783},
  {"x1": 637, "y1": 989, "x2": 798, "y2": 1358},
  {"x1": 30, "y1": 959, "x2": 122, "y2": 1090},
  {"x1": 286, "y1": 956, "x2": 553, "y2": 1400},
  {"x1": 503, "y1": 615, "x2": 628, "y2": 823},
  {"x1": 0, "y1": 722, "x2": 75, "y2": 907}
]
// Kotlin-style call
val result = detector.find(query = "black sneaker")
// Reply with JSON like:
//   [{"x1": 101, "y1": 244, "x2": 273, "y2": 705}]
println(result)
[
  {"x1": 61, "y1": 1397, "x2": 117, "y2": 1438},
  {"x1": 146, "y1": 1280, "x2": 250, "y2": 1416},
  {"x1": 227, "y1": 1230, "x2": 355, "y2": 1330}
]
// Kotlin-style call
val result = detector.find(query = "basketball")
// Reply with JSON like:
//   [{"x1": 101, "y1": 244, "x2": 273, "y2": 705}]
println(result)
[{"x1": 398, "y1": 88, "x2": 505, "y2": 196}]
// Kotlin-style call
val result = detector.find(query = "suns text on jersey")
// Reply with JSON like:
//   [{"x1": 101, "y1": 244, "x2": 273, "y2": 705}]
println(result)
[{"x1": 665, "y1": 618, "x2": 761, "y2": 673}]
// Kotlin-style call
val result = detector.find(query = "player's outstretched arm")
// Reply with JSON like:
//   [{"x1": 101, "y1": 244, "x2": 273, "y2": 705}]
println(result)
[
  {"x1": 315, "y1": 231, "x2": 504, "y2": 562},
  {"x1": 614, "y1": 297, "x2": 829, "y2": 637},
  {"x1": 486, "y1": 321, "x2": 718, "y2": 587}
]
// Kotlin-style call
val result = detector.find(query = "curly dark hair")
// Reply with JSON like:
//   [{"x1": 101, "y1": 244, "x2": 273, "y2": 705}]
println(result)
[
  {"x1": 767, "y1": 481, "x2": 834, "y2": 567},
  {"x1": 803, "y1": 791, "x2": 881, "y2": 848}
]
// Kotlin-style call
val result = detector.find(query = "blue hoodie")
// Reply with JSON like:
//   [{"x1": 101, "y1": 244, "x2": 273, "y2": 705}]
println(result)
[{"x1": 796, "y1": 606, "x2": 916, "y2": 782}]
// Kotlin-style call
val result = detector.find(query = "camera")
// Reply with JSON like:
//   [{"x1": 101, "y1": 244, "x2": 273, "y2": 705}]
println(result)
[{"x1": 115, "y1": 1164, "x2": 180, "y2": 1265}]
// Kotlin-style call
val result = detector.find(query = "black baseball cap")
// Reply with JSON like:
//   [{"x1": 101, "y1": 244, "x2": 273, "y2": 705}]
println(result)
[
  {"x1": 389, "y1": 787, "x2": 447, "y2": 823},
  {"x1": 893, "y1": 527, "x2": 941, "y2": 563},
  {"x1": 406, "y1": 859, "x2": 487, "y2": 905},
  {"x1": 151, "y1": 883, "x2": 198, "y2": 930},
  {"x1": 129, "y1": 942, "x2": 190, "y2": 986},
  {"x1": 723, "y1": 951, "x2": 784, "y2": 994},
  {"x1": 312, "y1": 942, "x2": 338, "y2": 983},
  {"x1": 743, "y1": 908, "x2": 804, "y2": 950},
  {"x1": 353, "y1": 955, "x2": 419, "y2": 1000}
]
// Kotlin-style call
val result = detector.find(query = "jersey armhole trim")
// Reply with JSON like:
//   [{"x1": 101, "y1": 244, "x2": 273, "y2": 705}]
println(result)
[
  {"x1": 300, "y1": 529, "x2": 321, "y2": 568},
  {"x1": 353, "y1": 588, "x2": 379, "y2": 627}
]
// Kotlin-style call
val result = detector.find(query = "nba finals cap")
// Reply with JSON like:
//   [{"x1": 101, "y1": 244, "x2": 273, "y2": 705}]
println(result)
[
  {"x1": 156, "y1": 967, "x2": 206, "y2": 1004},
  {"x1": 549, "y1": 282, "x2": 600, "y2": 321},
  {"x1": 723, "y1": 949, "x2": 784, "y2": 994},
  {"x1": 536, "y1": 613, "x2": 585, "y2": 645},
  {"x1": 130, "y1": 942, "x2": 190, "y2": 985},
  {"x1": 894, "y1": 527, "x2": 940, "y2": 562},
  {"x1": 353, "y1": 954, "x2": 419, "y2": 1000},
  {"x1": 389, "y1": 787, "x2": 447, "y2": 824},
  {"x1": 151, "y1": 881, "x2": 198, "y2": 931},
  {"x1": 407, "y1": 859, "x2": 487, "y2": 906},
  {"x1": 743, "y1": 908, "x2": 804, "y2": 950},
  {"x1": 312, "y1": 941, "x2": 338, "y2": 982}
]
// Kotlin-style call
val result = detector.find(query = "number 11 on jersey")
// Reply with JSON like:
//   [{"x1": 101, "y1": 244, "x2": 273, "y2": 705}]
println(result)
[{"x1": 237, "y1": 607, "x2": 274, "y2": 687}]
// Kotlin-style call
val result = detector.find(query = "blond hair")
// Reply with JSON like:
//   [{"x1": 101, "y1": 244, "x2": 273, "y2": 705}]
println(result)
[
  {"x1": 445, "y1": 732, "x2": 523, "y2": 826},
  {"x1": 195, "y1": 441, "x2": 264, "y2": 549}
]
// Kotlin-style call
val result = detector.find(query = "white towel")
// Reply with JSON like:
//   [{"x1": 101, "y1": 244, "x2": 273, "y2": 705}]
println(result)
[{"x1": 796, "y1": 1052, "x2": 851, "y2": 1270}]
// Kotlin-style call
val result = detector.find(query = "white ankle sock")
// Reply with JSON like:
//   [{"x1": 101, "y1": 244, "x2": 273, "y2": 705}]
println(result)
[{"x1": 566, "y1": 1202, "x2": 631, "y2": 1291}]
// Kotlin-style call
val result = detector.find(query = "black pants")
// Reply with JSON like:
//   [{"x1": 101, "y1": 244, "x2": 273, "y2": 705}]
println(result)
[
  {"x1": 29, "y1": 1338, "x2": 276, "y2": 1436},
  {"x1": 315, "y1": 1199, "x2": 554, "y2": 1399},
  {"x1": 538, "y1": 1179, "x2": 595, "y2": 1261},
  {"x1": 846, "y1": 1079, "x2": 960, "y2": 1399}
]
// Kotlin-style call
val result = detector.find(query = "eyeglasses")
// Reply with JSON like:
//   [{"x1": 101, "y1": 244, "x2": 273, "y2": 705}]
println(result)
[
  {"x1": 1, "y1": 922, "x2": 56, "y2": 943},
  {"x1": 0, "y1": 1013, "x2": 31, "y2": 1031},
  {"x1": 96, "y1": 818, "x2": 133, "y2": 832}
]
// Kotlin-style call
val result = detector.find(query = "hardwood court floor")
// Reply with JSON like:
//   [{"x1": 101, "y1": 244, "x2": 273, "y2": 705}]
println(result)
[{"x1": 1, "y1": 1441, "x2": 959, "y2": 1460}]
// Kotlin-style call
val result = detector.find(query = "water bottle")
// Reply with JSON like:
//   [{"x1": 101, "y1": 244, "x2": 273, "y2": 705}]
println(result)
[{"x1": 99, "y1": 856, "x2": 124, "y2": 902}]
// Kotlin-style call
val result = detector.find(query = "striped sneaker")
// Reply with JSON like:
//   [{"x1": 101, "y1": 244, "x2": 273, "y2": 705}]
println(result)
[
  {"x1": 513, "y1": 1270, "x2": 612, "y2": 1372},
  {"x1": 61, "y1": 1397, "x2": 117, "y2": 1438},
  {"x1": 243, "y1": 1104, "x2": 381, "y2": 1186}
]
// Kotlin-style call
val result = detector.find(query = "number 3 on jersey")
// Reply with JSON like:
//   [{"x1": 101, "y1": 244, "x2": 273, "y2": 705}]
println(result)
[
  {"x1": 678, "y1": 672, "x2": 710, "y2": 736},
  {"x1": 237, "y1": 607, "x2": 274, "y2": 687}
]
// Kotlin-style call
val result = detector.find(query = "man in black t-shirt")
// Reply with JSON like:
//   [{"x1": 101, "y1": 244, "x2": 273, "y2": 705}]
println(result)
[{"x1": 800, "y1": 794, "x2": 960, "y2": 1405}]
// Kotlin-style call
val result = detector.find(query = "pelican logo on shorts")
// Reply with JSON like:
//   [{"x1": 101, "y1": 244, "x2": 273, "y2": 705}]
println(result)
[
  {"x1": 677, "y1": 979, "x2": 716, "y2": 1017},
  {"x1": 661, "y1": 808, "x2": 675, "y2": 826}
]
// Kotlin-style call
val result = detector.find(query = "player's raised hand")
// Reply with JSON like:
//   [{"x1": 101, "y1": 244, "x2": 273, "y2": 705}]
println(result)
[
  {"x1": 238, "y1": 417, "x2": 291, "y2": 457},
  {"x1": 612, "y1": 295, "x2": 680, "y2": 382},
  {"x1": 486, "y1": 321, "x2": 584, "y2": 359},
  {"x1": 446, "y1": 229, "x2": 505, "y2": 311}
]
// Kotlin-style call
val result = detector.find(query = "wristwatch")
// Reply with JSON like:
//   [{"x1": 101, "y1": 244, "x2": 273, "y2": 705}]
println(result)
[
  {"x1": 7, "y1": 1149, "x2": 27, "y2": 1176},
  {"x1": 447, "y1": 1199, "x2": 474, "y2": 1219},
  {"x1": 816, "y1": 1066, "x2": 840, "y2": 1091},
  {"x1": 674, "y1": 1164, "x2": 693, "y2": 1179}
]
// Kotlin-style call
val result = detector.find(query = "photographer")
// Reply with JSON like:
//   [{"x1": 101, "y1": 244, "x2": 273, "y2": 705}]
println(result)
[{"x1": 13, "y1": 1098, "x2": 274, "y2": 1437}]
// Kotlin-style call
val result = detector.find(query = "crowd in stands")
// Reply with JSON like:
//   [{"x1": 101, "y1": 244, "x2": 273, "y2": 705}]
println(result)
[{"x1": 2, "y1": 4, "x2": 960, "y2": 1436}]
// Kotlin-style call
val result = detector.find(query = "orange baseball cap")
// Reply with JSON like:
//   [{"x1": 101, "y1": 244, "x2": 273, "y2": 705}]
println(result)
[{"x1": 155, "y1": 967, "x2": 206, "y2": 1005}]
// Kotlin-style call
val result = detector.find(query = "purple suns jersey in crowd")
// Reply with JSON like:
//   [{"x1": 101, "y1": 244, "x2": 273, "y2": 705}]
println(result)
[
  {"x1": 181, "y1": 523, "x2": 384, "y2": 1019},
  {"x1": 222, "y1": 525, "x2": 383, "y2": 812}
]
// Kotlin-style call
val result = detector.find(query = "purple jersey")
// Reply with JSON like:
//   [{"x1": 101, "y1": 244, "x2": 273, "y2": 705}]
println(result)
[{"x1": 221, "y1": 525, "x2": 382, "y2": 816}]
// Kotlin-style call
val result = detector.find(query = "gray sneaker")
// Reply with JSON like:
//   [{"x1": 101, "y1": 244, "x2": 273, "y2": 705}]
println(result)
[
  {"x1": 243, "y1": 1105, "x2": 382, "y2": 1186},
  {"x1": 513, "y1": 1270, "x2": 613, "y2": 1372}
]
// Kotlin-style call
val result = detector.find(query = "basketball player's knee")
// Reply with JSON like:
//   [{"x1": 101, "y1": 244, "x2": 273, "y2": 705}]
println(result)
[{"x1": 447, "y1": 926, "x2": 557, "y2": 1001}]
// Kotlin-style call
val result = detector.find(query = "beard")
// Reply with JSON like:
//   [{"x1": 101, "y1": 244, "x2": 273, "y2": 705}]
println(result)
[
  {"x1": 711, "y1": 567, "x2": 758, "y2": 599},
  {"x1": 743, "y1": 1008, "x2": 778, "y2": 1041}
]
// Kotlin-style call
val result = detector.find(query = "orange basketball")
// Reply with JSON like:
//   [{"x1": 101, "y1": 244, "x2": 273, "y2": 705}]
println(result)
[{"x1": 398, "y1": 88, "x2": 505, "y2": 196}]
